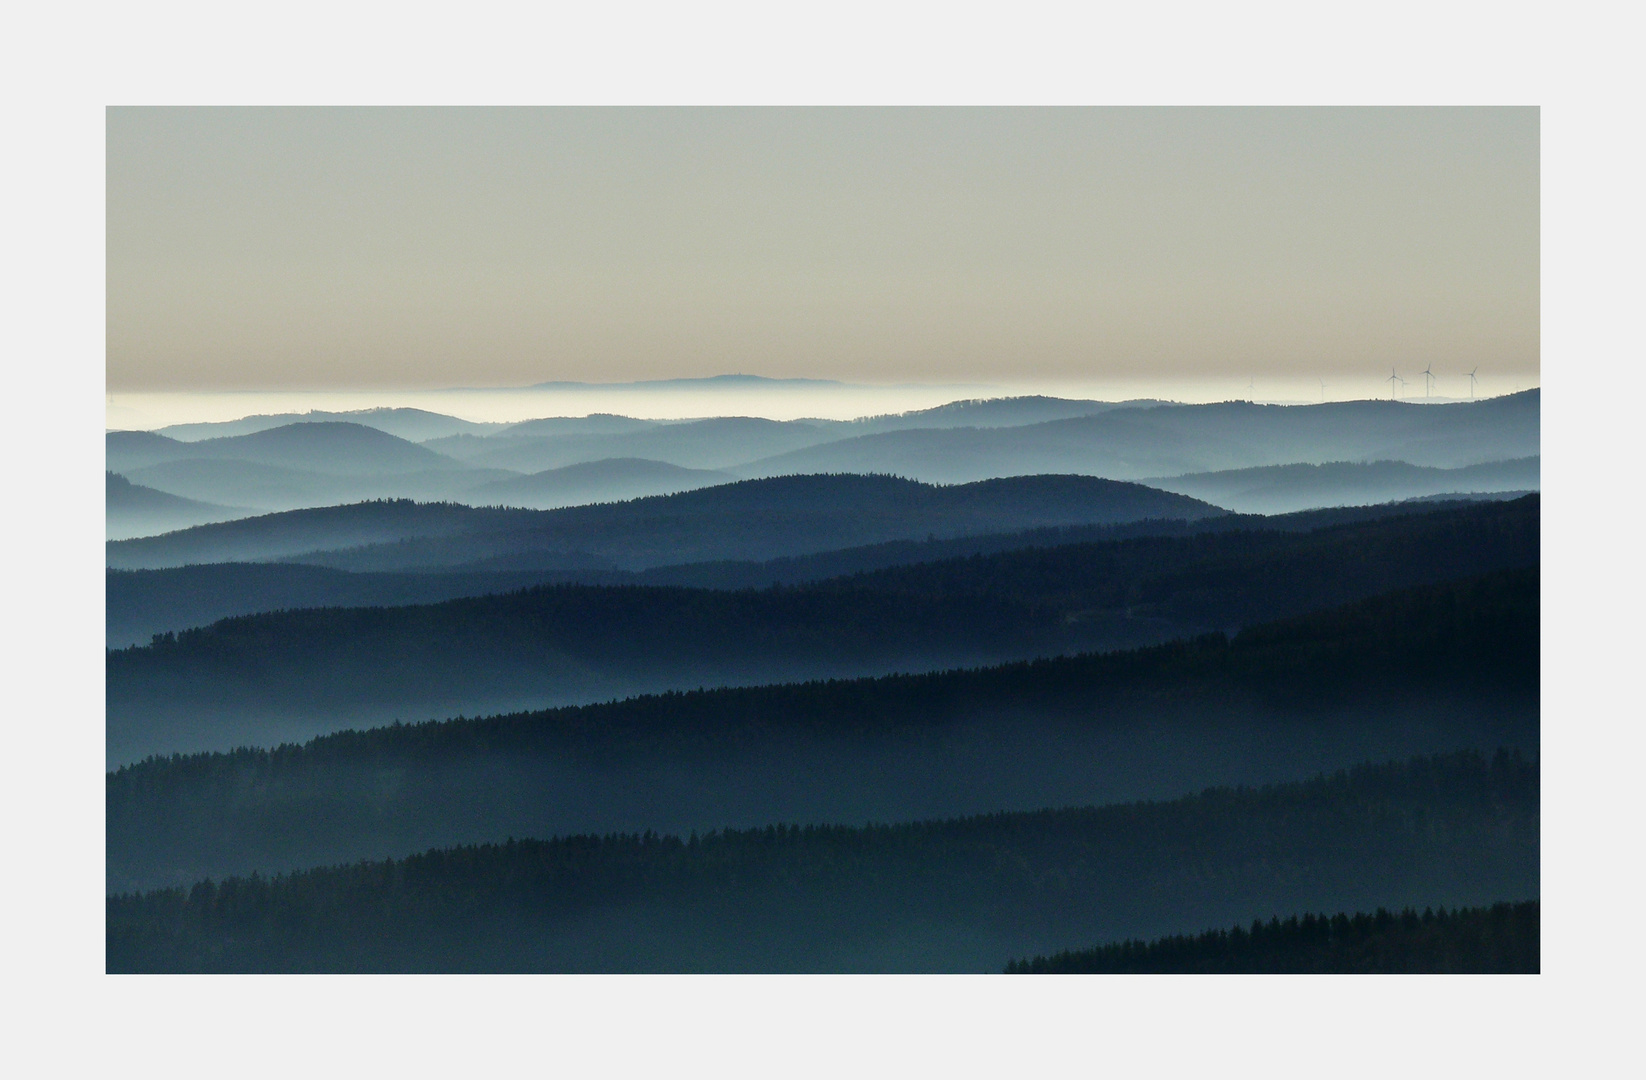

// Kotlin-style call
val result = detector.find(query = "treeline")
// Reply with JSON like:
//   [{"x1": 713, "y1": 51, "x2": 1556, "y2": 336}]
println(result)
[
  {"x1": 1005, "y1": 901, "x2": 1538, "y2": 974},
  {"x1": 106, "y1": 498, "x2": 1537, "y2": 764},
  {"x1": 106, "y1": 751, "x2": 1538, "y2": 973},
  {"x1": 107, "y1": 569, "x2": 1538, "y2": 893}
]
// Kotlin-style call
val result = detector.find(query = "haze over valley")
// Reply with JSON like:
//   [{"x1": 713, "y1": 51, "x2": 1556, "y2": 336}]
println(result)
[{"x1": 105, "y1": 106, "x2": 1539, "y2": 974}]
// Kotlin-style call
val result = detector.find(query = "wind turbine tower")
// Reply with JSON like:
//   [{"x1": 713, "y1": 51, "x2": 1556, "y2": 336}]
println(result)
[
  {"x1": 1467, "y1": 366, "x2": 1479, "y2": 399},
  {"x1": 1421, "y1": 364, "x2": 1435, "y2": 398},
  {"x1": 1388, "y1": 368, "x2": 1403, "y2": 400}
]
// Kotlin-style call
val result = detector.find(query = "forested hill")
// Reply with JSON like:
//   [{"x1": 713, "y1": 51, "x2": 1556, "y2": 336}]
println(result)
[
  {"x1": 107, "y1": 568, "x2": 1538, "y2": 892},
  {"x1": 106, "y1": 751, "x2": 1539, "y2": 973},
  {"x1": 106, "y1": 496, "x2": 1519, "y2": 648},
  {"x1": 1004, "y1": 901, "x2": 1538, "y2": 974},
  {"x1": 106, "y1": 497, "x2": 1538, "y2": 764},
  {"x1": 106, "y1": 473, "x2": 1222, "y2": 571}
]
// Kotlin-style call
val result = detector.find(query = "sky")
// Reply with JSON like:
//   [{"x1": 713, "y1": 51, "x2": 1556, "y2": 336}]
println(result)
[{"x1": 108, "y1": 107, "x2": 1538, "y2": 396}]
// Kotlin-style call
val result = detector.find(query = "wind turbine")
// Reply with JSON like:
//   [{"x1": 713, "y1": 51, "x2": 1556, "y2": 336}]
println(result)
[
  {"x1": 1387, "y1": 368, "x2": 1405, "y2": 400},
  {"x1": 1467, "y1": 366, "x2": 1479, "y2": 399},
  {"x1": 1421, "y1": 363, "x2": 1436, "y2": 398},
  {"x1": 1319, "y1": 377, "x2": 1327, "y2": 402}
]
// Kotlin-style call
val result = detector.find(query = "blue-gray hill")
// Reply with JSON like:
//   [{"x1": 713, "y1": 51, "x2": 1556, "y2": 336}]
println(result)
[{"x1": 105, "y1": 472, "x2": 1223, "y2": 572}]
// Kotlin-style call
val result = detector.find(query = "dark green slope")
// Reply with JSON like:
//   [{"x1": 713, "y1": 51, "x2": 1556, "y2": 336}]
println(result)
[
  {"x1": 107, "y1": 568, "x2": 1538, "y2": 893},
  {"x1": 105, "y1": 497, "x2": 1537, "y2": 765},
  {"x1": 1006, "y1": 901, "x2": 1538, "y2": 974},
  {"x1": 106, "y1": 497, "x2": 1506, "y2": 647},
  {"x1": 106, "y1": 751, "x2": 1538, "y2": 973}
]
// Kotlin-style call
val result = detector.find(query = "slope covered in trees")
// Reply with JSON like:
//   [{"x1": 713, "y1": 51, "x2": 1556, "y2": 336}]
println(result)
[
  {"x1": 106, "y1": 751, "x2": 1538, "y2": 973},
  {"x1": 105, "y1": 497, "x2": 1538, "y2": 763},
  {"x1": 1005, "y1": 901, "x2": 1537, "y2": 974},
  {"x1": 104, "y1": 496, "x2": 1520, "y2": 647},
  {"x1": 108, "y1": 568, "x2": 1538, "y2": 891},
  {"x1": 106, "y1": 473, "x2": 1222, "y2": 571}
]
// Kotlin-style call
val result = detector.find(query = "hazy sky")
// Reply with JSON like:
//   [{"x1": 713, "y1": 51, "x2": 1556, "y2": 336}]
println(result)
[{"x1": 108, "y1": 107, "x2": 1538, "y2": 392}]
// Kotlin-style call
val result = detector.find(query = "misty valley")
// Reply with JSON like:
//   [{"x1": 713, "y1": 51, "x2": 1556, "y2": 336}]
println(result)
[{"x1": 106, "y1": 391, "x2": 1540, "y2": 973}]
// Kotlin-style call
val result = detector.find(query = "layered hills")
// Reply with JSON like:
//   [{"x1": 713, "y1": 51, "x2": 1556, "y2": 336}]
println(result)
[
  {"x1": 104, "y1": 473, "x2": 1222, "y2": 572},
  {"x1": 104, "y1": 497, "x2": 1511, "y2": 648},
  {"x1": 108, "y1": 392, "x2": 1540, "y2": 526},
  {"x1": 107, "y1": 750, "x2": 1539, "y2": 972},
  {"x1": 1146, "y1": 457, "x2": 1539, "y2": 515},
  {"x1": 108, "y1": 564, "x2": 1539, "y2": 893},
  {"x1": 732, "y1": 392, "x2": 1540, "y2": 483},
  {"x1": 105, "y1": 497, "x2": 1536, "y2": 764},
  {"x1": 106, "y1": 472, "x2": 250, "y2": 541}
]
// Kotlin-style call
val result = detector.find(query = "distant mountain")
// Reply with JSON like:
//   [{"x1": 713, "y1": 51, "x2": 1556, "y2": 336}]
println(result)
[
  {"x1": 173, "y1": 421, "x2": 464, "y2": 475},
  {"x1": 107, "y1": 430, "x2": 192, "y2": 474},
  {"x1": 106, "y1": 473, "x2": 1223, "y2": 572},
  {"x1": 107, "y1": 421, "x2": 468, "y2": 477},
  {"x1": 1144, "y1": 457, "x2": 1540, "y2": 514},
  {"x1": 493, "y1": 414, "x2": 663, "y2": 439},
  {"x1": 125, "y1": 457, "x2": 522, "y2": 513},
  {"x1": 106, "y1": 472, "x2": 251, "y2": 541},
  {"x1": 156, "y1": 408, "x2": 508, "y2": 443},
  {"x1": 465, "y1": 458, "x2": 732, "y2": 510},
  {"x1": 421, "y1": 398, "x2": 1162, "y2": 473},
  {"x1": 105, "y1": 497, "x2": 1537, "y2": 764},
  {"x1": 844, "y1": 395, "x2": 1160, "y2": 434},
  {"x1": 457, "y1": 416, "x2": 845, "y2": 474},
  {"x1": 734, "y1": 391, "x2": 1541, "y2": 483}
]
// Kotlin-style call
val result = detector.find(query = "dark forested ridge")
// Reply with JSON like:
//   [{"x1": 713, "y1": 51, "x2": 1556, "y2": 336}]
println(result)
[
  {"x1": 105, "y1": 473, "x2": 1222, "y2": 571},
  {"x1": 108, "y1": 568, "x2": 1538, "y2": 891},
  {"x1": 105, "y1": 497, "x2": 1538, "y2": 763},
  {"x1": 105, "y1": 751, "x2": 1538, "y2": 973},
  {"x1": 1005, "y1": 901, "x2": 1537, "y2": 974},
  {"x1": 105, "y1": 496, "x2": 1524, "y2": 647}
]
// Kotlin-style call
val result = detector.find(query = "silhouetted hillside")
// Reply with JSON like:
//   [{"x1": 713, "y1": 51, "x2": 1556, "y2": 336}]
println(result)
[
  {"x1": 106, "y1": 751, "x2": 1538, "y2": 972},
  {"x1": 735, "y1": 391, "x2": 1540, "y2": 483},
  {"x1": 104, "y1": 499, "x2": 1536, "y2": 762},
  {"x1": 106, "y1": 569, "x2": 1539, "y2": 889},
  {"x1": 106, "y1": 473, "x2": 1223, "y2": 571},
  {"x1": 1005, "y1": 900, "x2": 1537, "y2": 974}
]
